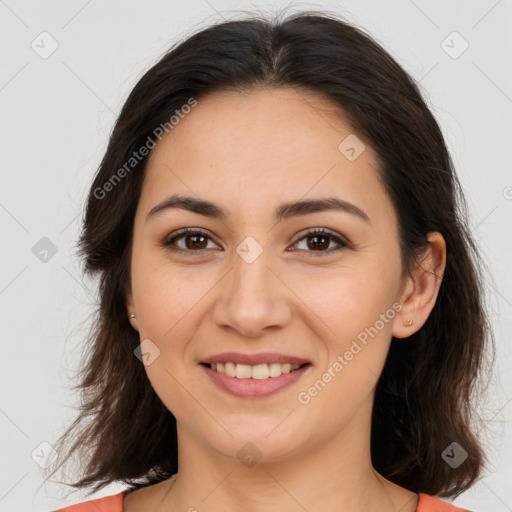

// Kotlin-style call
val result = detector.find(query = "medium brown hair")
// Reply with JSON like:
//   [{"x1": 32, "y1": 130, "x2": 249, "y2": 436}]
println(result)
[{"x1": 45, "y1": 8, "x2": 494, "y2": 499}]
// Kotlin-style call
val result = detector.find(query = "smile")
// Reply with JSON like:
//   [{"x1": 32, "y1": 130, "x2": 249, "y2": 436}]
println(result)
[
  {"x1": 207, "y1": 362, "x2": 304, "y2": 379},
  {"x1": 200, "y1": 362, "x2": 312, "y2": 398}
]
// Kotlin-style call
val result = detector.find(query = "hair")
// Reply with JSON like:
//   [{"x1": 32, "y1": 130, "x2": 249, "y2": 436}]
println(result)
[{"x1": 45, "y1": 7, "x2": 494, "y2": 500}]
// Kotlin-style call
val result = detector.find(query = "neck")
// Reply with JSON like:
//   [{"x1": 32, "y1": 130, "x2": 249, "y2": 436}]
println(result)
[{"x1": 161, "y1": 404, "x2": 418, "y2": 512}]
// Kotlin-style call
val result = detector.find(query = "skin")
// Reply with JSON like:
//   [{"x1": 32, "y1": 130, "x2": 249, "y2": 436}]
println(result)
[{"x1": 124, "y1": 87, "x2": 446, "y2": 512}]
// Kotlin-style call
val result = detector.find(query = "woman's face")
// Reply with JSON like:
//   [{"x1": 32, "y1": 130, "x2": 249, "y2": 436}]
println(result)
[{"x1": 126, "y1": 87, "x2": 411, "y2": 462}]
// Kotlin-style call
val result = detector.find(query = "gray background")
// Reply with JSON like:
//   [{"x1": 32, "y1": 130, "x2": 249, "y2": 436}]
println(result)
[{"x1": 0, "y1": 0, "x2": 511, "y2": 510}]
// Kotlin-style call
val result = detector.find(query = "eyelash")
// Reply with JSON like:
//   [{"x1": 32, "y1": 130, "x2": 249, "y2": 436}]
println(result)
[{"x1": 161, "y1": 227, "x2": 350, "y2": 258}]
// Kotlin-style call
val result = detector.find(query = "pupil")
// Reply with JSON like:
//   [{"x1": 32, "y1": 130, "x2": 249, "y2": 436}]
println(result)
[
  {"x1": 183, "y1": 234, "x2": 330, "y2": 251},
  {"x1": 308, "y1": 235, "x2": 329, "y2": 250},
  {"x1": 186, "y1": 235, "x2": 207, "y2": 250}
]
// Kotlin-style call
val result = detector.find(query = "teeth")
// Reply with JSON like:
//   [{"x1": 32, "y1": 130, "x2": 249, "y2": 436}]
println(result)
[
  {"x1": 269, "y1": 363, "x2": 282, "y2": 377},
  {"x1": 235, "y1": 364, "x2": 252, "y2": 379},
  {"x1": 225, "y1": 362, "x2": 236, "y2": 377},
  {"x1": 252, "y1": 364, "x2": 269, "y2": 380},
  {"x1": 209, "y1": 362, "x2": 302, "y2": 379}
]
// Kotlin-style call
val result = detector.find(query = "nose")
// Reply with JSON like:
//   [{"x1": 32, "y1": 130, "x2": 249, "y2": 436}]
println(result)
[{"x1": 211, "y1": 248, "x2": 292, "y2": 338}]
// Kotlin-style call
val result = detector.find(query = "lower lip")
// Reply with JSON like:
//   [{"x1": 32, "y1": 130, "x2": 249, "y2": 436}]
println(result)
[{"x1": 201, "y1": 363, "x2": 312, "y2": 398}]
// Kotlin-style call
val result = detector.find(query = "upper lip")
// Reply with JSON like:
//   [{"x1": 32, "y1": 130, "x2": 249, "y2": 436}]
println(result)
[{"x1": 201, "y1": 352, "x2": 311, "y2": 366}]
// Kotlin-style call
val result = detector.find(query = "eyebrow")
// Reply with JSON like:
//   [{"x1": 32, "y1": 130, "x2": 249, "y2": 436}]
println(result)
[{"x1": 146, "y1": 194, "x2": 371, "y2": 224}]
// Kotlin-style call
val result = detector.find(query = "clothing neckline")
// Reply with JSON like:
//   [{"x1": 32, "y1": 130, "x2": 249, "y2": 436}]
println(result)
[
  {"x1": 120, "y1": 482, "x2": 465, "y2": 512},
  {"x1": 121, "y1": 485, "x2": 421, "y2": 511}
]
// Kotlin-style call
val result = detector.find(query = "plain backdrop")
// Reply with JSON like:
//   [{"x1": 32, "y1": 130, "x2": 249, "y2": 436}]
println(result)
[{"x1": 1, "y1": 0, "x2": 511, "y2": 510}]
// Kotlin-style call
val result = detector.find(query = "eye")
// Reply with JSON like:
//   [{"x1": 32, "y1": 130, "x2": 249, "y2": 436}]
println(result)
[
  {"x1": 289, "y1": 228, "x2": 350, "y2": 257},
  {"x1": 161, "y1": 228, "x2": 220, "y2": 254},
  {"x1": 160, "y1": 227, "x2": 350, "y2": 257}
]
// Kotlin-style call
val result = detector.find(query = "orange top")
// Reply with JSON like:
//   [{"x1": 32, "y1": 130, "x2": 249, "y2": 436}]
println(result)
[{"x1": 53, "y1": 490, "x2": 471, "y2": 511}]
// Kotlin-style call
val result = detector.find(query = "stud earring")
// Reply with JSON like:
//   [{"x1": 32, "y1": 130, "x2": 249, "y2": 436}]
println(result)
[
  {"x1": 403, "y1": 319, "x2": 413, "y2": 327},
  {"x1": 129, "y1": 313, "x2": 136, "y2": 319}
]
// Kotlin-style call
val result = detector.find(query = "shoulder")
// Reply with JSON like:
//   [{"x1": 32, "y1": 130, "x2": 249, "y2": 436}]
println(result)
[
  {"x1": 53, "y1": 490, "x2": 129, "y2": 512},
  {"x1": 417, "y1": 492, "x2": 473, "y2": 512},
  {"x1": 52, "y1": 475, "x2": 176, "y2": 512},
  {"x1": 122, "y1": 478, "x2": 175, "y2": 511}
]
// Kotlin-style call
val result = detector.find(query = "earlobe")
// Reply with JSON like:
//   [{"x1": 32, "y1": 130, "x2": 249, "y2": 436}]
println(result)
[{"x1": 392, "y1": 231, "x2": 446, "y2": 339}]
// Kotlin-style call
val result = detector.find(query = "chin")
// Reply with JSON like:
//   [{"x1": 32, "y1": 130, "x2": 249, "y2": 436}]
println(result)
[{"x1": 203, "y1": 422, "x2": 308, "y2": 465}]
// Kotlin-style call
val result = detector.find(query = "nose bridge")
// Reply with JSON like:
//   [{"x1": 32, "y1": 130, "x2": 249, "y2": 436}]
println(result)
[
  {"x1": 232, "y1": 238, "x2": 272, "y2": 296},
  {"x1": 212, "y1": 236, "x2": 291, "y2": 335}
]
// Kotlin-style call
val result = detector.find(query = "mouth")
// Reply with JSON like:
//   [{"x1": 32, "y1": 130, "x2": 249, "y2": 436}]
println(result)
[
  {"x1": 199, "y1": 358, "x2": 313, "y2": 398},
  {"x1": 200, "y1": 361, "x2": 310, "y2": 379}
]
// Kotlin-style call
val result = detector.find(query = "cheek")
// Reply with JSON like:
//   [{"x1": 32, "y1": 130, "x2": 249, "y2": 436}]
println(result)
[
  {"x1": 295, "y1": 279, "x2": 397, "y2": 427},
  {"x1": 144, "y1": 360, "x2": 209, "y2": 440},
  {"x1": 133, "y1": 265, "x2": 203, "y2": 418},
  {"x1": 131, "y1": 253, "x2": 211, "y2": 339},
  {"x1": 290, "y1": 263, "x2": 399, "y2": 412},
  {"x1": 290, "y1": 264, "x2": 399, "y2": 346}
]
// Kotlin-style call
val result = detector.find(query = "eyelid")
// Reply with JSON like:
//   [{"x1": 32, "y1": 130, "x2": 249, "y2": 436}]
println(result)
[
  {"x1": 288, "y1": 227, "x2": 350, "y2": 257},
  {"x1": 161, "y1": 227, "x2": 351, "y2": 256},
  {"x1": 162, "y1": 227, "x2": 221, "y2": 252},
  {"x1": 291, "y1": 227, "x2": 349, "y2": 245}
]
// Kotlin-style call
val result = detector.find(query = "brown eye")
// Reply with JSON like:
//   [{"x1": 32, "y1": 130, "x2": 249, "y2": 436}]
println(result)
[
  {"x1": 290, "y1": 228, "x2": 350, "y2": 257},
  {"x1": 306, "y1": 234, "x2": 330, "y2": 251},
  {"x1": 161, "y1": 227, "x2": 350, "y2": 257},
  {"x1": 162, "y1": 228, "x2": 220, "y2": 254},
  {"x1": 183, "y1": 233, "x2": 208, "y2": 250}
]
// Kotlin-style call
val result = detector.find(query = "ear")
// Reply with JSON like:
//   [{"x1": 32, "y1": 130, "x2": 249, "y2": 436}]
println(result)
[
  {"x1": 392, "y1": 231, "x2": 446, "y2": 339},
  {"x1": 125, "y1": 285, "x2": 139, "y2": 332}
]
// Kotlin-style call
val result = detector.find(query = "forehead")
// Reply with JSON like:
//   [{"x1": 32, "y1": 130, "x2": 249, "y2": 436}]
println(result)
[
  {"x1": 150, "y1": 86, "x2": 362, "y2": 165},
  {"x1": 140, "y1": 87, "x2": 390, "y2": 224}
]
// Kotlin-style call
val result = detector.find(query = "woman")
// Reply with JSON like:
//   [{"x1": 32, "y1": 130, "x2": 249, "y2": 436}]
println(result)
[{"x1": 49, "y1": 8, "x2": 492, "y2": 512}]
